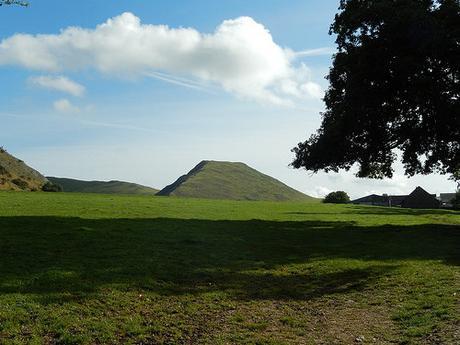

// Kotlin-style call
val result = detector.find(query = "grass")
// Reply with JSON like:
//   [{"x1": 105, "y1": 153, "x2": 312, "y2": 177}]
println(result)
[
  {"x1": 0, "y1": 191, "x2": 459, "y2": 344},
  {"x1": 157, "y1": 160, "x2": 315, "y2": 201}
]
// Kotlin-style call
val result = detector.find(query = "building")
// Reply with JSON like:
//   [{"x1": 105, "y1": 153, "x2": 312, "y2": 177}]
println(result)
[
  {"x1": 350, "y1": 194, "x2": 406, "y2": 207},
  {"x1": 350, "y1": 194, "x2": 390, "y2": 206},
  {"x1": 351, "y1": 187, "x2": 440, "y2": 209},
  {"x1": 439, "y1": 193, "x2": 457, "y2": 208},
  {"x1": 401, "y1": 187, "x2": 440, "y2": 209}
]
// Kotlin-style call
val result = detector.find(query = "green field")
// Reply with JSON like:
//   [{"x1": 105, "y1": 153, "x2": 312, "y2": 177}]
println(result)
[{"x1": 0, "y1": 192, "x2": 459, "y2": 344}]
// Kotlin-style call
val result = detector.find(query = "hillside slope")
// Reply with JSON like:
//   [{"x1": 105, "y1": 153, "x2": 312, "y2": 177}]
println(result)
[
  {"x1": 47, "y1": 177, "x2": 159, "y2": 195},
  {"x1": 157, "y1": 160, "x2": 315, "y2": 201},
  {"x1": 0, "y1": 148, "x2": 48, "y2": 191}
]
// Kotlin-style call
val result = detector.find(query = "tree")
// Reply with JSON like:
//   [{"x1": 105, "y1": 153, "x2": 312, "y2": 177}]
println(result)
[
  {"x1": 323, "y1": 191, "x2": 350, "y2": 204},
  {"x1": 0, "y1": 0, "x2": 28, "y2": 6},
  {"x1": 292, "y1": 0, "x2": 459, "y2": 183},
  {"x1": 42, "y1": 182, "x2": 63, "y2": 193}
]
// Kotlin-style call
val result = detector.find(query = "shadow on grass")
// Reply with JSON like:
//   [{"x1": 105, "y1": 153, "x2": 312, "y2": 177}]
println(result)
[
  {"x1": 0, "y1": 217, "x2": 458, "y2": 303},
  {"x1": 346, "y1": 206, "x2": 460, "y2": 216},
  {"x1": 286, "y1": 205, "x2": 460, "y2": 216}
]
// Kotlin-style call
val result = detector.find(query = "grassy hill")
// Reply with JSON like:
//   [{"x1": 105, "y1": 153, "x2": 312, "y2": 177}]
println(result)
[
  {"x1": 0, "y1": 147, "x2": 48, "y2": 191},
  {"x1": 47, "y1": 177, "x2": 159, "y2": 195},
  {"x1": 157, "y1": 160, "x2": 316, "y2": 201},
  {"x1": 0, "y1": 192, "x2": 458, "y2": 344}
]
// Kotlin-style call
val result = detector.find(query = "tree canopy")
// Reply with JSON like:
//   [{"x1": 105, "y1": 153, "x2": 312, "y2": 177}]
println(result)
[
  {"x1": 323, "y1": 191, "x2": 350, "y2": 204},
  {"x1": 0, "y1": 0, "x2": 28, "y2": 6},
  {"x1": 292, "y1": 0, "x2": 459, "y2": 182}
]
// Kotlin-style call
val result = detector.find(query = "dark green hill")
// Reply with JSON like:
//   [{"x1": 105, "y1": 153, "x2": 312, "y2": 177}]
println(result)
[
  {"x1": 0, "y1": 147, "x2": 48, "y2": 191},
  {"x1": 157, "y1": 160, "x2": 316, "y2": 201},
  {"x1": 47, "y1": 177, "x2": 159, "y2": 195}
]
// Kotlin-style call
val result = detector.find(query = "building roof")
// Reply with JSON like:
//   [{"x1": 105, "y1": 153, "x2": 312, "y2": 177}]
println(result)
[
  {"x1": 440, "y1": 193, "x2": 456, "y2": 203},
  {"x1": 388, "y1": 195, "x2": 406, "y2": 206},
  {"x1": 351, "y1": 194, "x2": 407, "y2": 206},
  {"x1": 401, "y1": 187, "x2": 440, "y2": 209},
  {"x1": 351, "y1": 186, "x2": 441, "y2": 209},
  {"x1": 351, "y1": 194, "x2": 386, "y2": 204}
]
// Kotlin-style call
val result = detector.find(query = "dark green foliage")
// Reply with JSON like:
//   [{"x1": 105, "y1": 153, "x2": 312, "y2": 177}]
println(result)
[
  {"x1": 11, "y1": 178, "x2": 29, "y2": 189},
  {"x1": 0, "y1": 0, "x2": 28, "y2": 6},
  {"x1": 293, "y1": 0, "x2": 460, "y2": 181},
  {"x1": 41, "y1": 181, "x2": 63, "y2": 193},
  {"x1": 323, "y1": 190, "x2": 350, "y2": 204}
]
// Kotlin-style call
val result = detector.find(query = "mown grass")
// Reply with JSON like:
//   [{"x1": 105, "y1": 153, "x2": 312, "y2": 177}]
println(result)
[{"x1": 0, "y1": 191, "x2": 459, "y2": 344}]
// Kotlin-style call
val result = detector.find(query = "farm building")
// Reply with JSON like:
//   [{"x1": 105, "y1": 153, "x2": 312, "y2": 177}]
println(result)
[
  {"x1": 351, "y1": 186, "x2": 440, "y2": 209},
  {"x1": 401, "y1": 187, "x2": 440, "y2": 209},
  {"x1": 439, "y1": 193, "x2": 457, "y2": 208},
  {"x1": 350, "y1": 194, "x2": 406, "y2": 207}
]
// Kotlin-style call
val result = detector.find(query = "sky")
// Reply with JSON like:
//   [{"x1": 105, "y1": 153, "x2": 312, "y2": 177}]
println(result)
[{"x1": 0, "y1": 0, "x2": 457, "y2": 198}]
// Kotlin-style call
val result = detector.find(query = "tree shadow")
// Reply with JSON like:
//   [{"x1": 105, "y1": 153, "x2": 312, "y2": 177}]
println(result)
[
  {"x1": 0, "y1": 216, "x2": 458, "y2": 304},
  {"x1": 286, "y1": 205, "x2": 460, "y2": 216},
  {"x1": 345, "y1": 205, "x2": 460, "y2": 216}
]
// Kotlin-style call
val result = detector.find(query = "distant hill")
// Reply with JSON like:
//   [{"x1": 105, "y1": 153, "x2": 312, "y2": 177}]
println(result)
[
  {"x1": 157, "y1": 160, "x2": 316, "y2": 201},
  {"x1": 47, "y1": 177, "x2": 159, "y2": 195},
  {"x1": 0, "y1": 147, "x2": 48, "y2": 191}
]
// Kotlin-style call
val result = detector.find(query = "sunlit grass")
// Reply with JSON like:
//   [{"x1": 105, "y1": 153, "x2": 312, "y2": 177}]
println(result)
[{"x1": 0, "y1": 191, "x2": 458, "y2": 344}]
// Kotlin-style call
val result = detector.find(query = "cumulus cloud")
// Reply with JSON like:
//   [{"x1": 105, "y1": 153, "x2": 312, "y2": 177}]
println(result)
[
  {"x1": 53, "y1": 98, "x2": 79, "y2": 113},
  {"x1": 309, "y1": 186, "x2": 333, "y2": 198},
  {"x1": 29, "y1": 75, "x2": 85, "y2": 96},
  {"x1": 0, "y1": 12, "x2": 323, "y2": 105},
  {"x1": 325, "y1": 170, "x2": 409, "y2": 197}
]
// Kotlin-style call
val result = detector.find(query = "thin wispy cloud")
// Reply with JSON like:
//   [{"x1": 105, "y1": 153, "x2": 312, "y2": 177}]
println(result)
[
  {"x1": 292, "y1": 47, "x2": 336, "y2": 58},
  {"x1": 78, "y1": 119, "x2": 158, "y2": 134},
  {"x1": 145, "y1": 71, "x2": 213, "y2": 93},
  {"x1": 53, "y1": 98, "x2": 80, "y2": 113},
  {"x1": 29, "y1": 75, "x2": 85, "y2": 97},
  {"x1": 0, "y1": 112, "x2": 25, "y2": 118},
  {"x1": 0, "y1": 12, "x2": 323, "y2": 106},
  {"x1": 0, "y1": 110, "x2": 155, "y2": 134}
]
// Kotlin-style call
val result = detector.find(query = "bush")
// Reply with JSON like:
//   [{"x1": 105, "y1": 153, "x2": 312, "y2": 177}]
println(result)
[
  {"x1": 12, "y1": 178, "x2": 29, "y2": 190},
  {"x1": 42, "y1": 182, "x2": 63, "y2": 192},
  {"x1": 0, "y1": 164, "x2": 8, "y2": 175},
  {"x1": 323, "y1": 191, "x2": 350, "y2": 204}
]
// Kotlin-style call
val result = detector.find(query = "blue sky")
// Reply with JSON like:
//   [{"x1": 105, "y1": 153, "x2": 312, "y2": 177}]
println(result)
[{"x1": 0, "y1": 1, "x2": 456, "y2": 198}]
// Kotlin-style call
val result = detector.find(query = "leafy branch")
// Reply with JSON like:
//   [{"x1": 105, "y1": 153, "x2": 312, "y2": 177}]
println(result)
[{"x1": 0, "y1": 0, "x2": 29, "y2": 6}]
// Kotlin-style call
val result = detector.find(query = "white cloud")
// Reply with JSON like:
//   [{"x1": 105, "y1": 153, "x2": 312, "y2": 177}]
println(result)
[
  {"x1": 310, "y1": 186, "x2": 333, "y2": 198},
  {"x1": 29, "y1": 75, "x2": 85, "y2": 96},
  {"x1": 53, "y1": 98, "x2": 79, "y2": 113},
  {"x1": 292, "y1": 47, "x2": 336, "y2": 58},
  {"x1": 0, "y1": 12, "x2": 323, "y2": 105}
]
